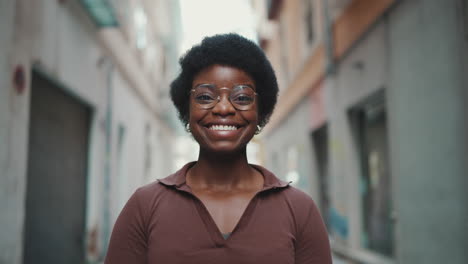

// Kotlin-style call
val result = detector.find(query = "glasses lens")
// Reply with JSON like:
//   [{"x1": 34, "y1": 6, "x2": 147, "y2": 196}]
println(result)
[
  {"x1": 191, "y1": 84, "x2": 256, "y2": 110},
  {"x1": 192, "y1": 85, "x2": 217, "y2": 108},
  {"x1": 230, "y1": 85, "x2": 255, "y2": 109}
]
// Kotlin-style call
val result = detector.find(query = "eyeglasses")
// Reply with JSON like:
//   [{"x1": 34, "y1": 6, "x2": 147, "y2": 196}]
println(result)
[{"x1": 190, "y1": 84, "x2": 257, "y2": 111}]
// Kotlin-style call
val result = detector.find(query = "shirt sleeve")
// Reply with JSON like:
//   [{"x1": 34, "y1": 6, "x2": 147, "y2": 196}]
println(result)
[
  {"x1": 104, "y1": 189, "x2": 148, "y2": 264},
  {"x1": 294, "y1": 197, "x2": 332, "y2": 264}
]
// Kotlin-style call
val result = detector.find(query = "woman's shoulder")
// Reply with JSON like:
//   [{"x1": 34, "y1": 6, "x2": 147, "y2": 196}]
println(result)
[
  {"x1": 271, "y1": 185, "x2": 321, "y2": 222},
  {"x1": 280, "y1": 185, "x2": 318, "y2": 208},
  {"x1": 277, "y1": 186, "x2": 326, "y2": 233},
  {"x1": 125, "y1": 177, "x2": 181, "y2": 219},
  {"x1": 253, "y1": 163, "x2": 318, "y2": 208},
  {"x1": 134, "y1": 180, "x2": 166, "y2": 197}
]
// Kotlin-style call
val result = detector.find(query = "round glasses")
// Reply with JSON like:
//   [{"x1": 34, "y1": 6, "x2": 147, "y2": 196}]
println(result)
[{"x1": 190, "y1": 84, "x2": 257, "y2": 111}]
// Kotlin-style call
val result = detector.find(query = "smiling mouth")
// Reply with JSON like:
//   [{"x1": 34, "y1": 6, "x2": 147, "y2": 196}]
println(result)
[{"x1": 208, "y1": 125, "x2": 239, "y2": 131}]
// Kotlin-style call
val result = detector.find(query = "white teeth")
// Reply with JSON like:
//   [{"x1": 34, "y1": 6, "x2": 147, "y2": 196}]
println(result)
[{"x1": 209, "y1": 125, "x2": 237, "y2": 131}]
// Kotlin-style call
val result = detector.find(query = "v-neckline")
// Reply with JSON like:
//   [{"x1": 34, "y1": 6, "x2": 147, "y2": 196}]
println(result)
[
  {"x1": 157, "y1": 162, "x2": 291, "y2": 246},
  {"x1": 191, "y1": 191, "x2": 261, "y2": 245}
]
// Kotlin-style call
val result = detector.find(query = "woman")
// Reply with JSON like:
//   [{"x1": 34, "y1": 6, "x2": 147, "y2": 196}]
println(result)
[{"x1": 105, "y1": 34, "x2": 332, "y2": 264}]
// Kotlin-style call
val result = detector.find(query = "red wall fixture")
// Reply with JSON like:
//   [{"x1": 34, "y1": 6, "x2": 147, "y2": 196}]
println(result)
[{"x1": 13, "y1": 65, "x2": 26, "y2": 95}]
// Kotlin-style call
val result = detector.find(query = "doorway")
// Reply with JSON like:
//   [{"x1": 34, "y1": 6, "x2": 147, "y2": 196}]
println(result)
[
  {"x1": 311, "y1": 124, "x2": 330, "y2": 229},
  {"x1": 349, "y1": 90, "x2": 393, "y2": 256},
  {"x1": 23, "y1": 70, "x2": 91, "y2": 264}
]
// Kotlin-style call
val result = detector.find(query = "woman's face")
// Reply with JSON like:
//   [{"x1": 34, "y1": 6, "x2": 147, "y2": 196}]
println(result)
[{"x1": 189, "y1": 64, "x2": 258, "y2": 154}]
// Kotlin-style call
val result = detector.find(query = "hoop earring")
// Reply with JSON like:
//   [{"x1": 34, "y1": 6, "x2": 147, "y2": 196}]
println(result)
[
  {"x1": 186, "y1": 123, "x2": 191, "y2": 133},
  {"x1": 255, "y1": 125, "x2": 262, "y2": 135}
]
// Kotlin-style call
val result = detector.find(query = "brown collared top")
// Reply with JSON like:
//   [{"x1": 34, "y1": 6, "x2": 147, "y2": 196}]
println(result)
[{"x1": 104, "y1": 162, "x2": 332, "y2": 264}]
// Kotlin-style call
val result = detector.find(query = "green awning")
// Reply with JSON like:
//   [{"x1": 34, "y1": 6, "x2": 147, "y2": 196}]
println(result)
[{"x1": 80, "y1": 0, "x2": 118, "y2": 27}]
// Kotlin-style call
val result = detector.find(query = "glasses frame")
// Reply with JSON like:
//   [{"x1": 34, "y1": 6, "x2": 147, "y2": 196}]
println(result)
[{"x1": 189, "y1": 84, "x2": 258, "y2": 111}]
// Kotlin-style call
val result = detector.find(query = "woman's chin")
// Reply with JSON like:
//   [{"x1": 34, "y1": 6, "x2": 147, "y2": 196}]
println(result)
[{"x1": 200, "y1": 142, "x2": 248, "y2": 156}]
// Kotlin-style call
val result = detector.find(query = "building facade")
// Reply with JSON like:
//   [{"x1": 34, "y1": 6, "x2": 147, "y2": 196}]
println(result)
[
  {"x1": 0, "y1": 0, "x2": 182, "y2": 263},
  {"x1": 254, "y1": 0, "x2": 468, "y2": 263}
]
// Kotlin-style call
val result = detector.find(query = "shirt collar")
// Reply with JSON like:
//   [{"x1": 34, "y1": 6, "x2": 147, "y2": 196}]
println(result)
[{"x1": 158, "y1": 161, "x2": 290, "y2": 192}]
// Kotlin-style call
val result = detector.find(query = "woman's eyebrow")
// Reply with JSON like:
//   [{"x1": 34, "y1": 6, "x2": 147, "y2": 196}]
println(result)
[
  {"x1": 238, "y1": 83, "x2": 255, "y2": 88},
  {"x1": 193, "y1": 83, "x2": 216, "y2": 88}
]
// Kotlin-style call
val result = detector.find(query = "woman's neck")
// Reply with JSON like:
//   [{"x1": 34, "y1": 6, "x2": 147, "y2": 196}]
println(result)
[{"x1": 186, "y1": 148, "x2": 263, "y2": 192}]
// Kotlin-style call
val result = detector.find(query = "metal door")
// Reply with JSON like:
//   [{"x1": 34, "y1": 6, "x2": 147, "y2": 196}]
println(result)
[{"x1": 23, "y1": 71, "x2": 91, "y2": 264}]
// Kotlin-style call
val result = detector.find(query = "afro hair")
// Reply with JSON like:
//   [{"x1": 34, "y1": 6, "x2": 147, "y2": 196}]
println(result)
[{"x1": 170, "y1": 33, "x2": 279, "y2": 128}]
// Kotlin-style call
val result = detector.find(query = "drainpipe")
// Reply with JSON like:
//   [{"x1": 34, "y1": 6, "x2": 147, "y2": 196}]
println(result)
[
  {"x1": 102, "y1": 57, "x2": 114, "y2": 258},
  {"x1": 321, "y1": 0, "x2": 335, "y2": 76}
]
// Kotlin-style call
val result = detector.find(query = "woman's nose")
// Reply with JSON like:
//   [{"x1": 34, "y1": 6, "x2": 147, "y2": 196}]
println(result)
[{"x1": 212, "y1": 94, "x2": 235, "y2": 115}]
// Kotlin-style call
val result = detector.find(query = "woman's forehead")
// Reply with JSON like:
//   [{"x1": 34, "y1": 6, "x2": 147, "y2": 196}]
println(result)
[{"x1": 193, "y1": 64, "x2": 255, "y2": 85}]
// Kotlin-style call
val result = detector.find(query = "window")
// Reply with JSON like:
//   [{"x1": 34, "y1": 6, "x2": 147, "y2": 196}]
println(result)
[
  {"x1": 285, "y1": 146, "x2": 300, "y2": 185},
  {"x1": 133, "y1": 6, "x2": 148, "y2": 50},
  {"x1": 349, "y1": 91, "x2": 394, "y2": 256},
  {"x1": 278, "y1": 18, "x2": 290, "y2": 83},
  {"x1": 311, "y1": 124, "x2": 330, "y2": 228},
  {"x1": 144, "y1": 123, "x2": 152, "y2": 179},
  {"x1": 303, "y1": 0, "x2": 315, "y2": 44}
]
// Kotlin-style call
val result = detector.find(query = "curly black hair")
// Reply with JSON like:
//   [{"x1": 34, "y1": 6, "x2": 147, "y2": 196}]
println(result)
[{"x1": 170, "y1": 33, "x2": 279, "y2": 128}]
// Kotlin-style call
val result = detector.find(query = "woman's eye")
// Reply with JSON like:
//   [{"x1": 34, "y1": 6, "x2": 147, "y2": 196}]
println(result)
[
  {"x1": 195, "y1": 94, "x2": 215, "y2": 102},
  {"x1": 232, "y1": 95, "x2": 254, "y2": 104}
]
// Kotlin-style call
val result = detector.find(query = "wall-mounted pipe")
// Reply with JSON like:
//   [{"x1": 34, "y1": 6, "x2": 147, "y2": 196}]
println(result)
[
  {"x1": 321, "y1": 0, "x2": 335, "y2": 75},
  {"x1": 100, "y1": 56, "x2": 114, "y2": 258}
]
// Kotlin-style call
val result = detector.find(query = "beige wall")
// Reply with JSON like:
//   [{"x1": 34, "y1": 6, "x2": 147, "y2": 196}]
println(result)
[{"x1": 257, "y1": 0, "x2": 395, "y2": 134}]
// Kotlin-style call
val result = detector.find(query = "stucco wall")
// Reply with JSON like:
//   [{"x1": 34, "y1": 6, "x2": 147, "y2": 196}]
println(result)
[
  {"x1": 261, "y1": 0, "x2": 467, "y2": 263},
  {"x1": 387, "y1": 0, "x2": 468, "y2": 262},
  {"x1": 0, "y1": 0, "x2": 34, "y2": 262},
  {"x1": 332, "y1": 20, "x2": 389, "y2": 246},
  {"x1": 0, "y1": 1, "x2": 23, "y2": 263},
  {"x1": 0, "y1": 1, "x2": 176, "y2": 263}
]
